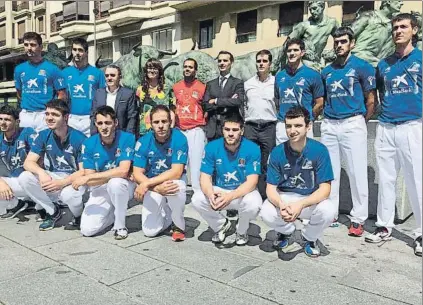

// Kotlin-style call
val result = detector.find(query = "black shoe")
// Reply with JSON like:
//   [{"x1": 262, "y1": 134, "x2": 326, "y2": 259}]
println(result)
[
  {"x1": 226, "y1": 210, "x2": 238, "y2": 218},
  {"x1": 35, "y1": 209, "x2": 47, "y2": 222},
  {"x1": 64, "y1": 216, "x2": 81, "y2": 231},
  {"x1": 1, "y1": 200, "x2": 28, "y2": 219}
]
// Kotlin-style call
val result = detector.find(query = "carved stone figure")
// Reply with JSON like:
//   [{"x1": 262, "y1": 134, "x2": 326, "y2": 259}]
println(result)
[{"x1": 42, "y1": 43, "x2": 71, "y2": 69}]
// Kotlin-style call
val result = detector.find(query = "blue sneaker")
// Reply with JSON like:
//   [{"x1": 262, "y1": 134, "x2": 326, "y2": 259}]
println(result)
[
  {"x1": 273, "y1": 233, "x2": 291, "y2": 250},
  {"x1": 303, "y1": 239, "x2": 320, "y2": 257},
  {"x1": 39, "y1": 205, "x2": 62, "y2": 231}
]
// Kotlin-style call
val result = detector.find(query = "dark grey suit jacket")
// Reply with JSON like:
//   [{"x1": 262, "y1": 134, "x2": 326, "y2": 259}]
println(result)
[
  {"x1": 203, "y1": 75, "x2": 245, "y2": 140},
  {"x1": 90, "y1": 87, "x2": 139, "y2": 136}
]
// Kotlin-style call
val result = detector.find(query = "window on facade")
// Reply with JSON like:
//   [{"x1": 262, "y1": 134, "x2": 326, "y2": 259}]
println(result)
[
  {"x1": 63, "y1": 1, "x2": 89, "y2": 23},
  {"x1": 236, "y1": 10, "x2": 257, "y2": 44},
  {"x1": 97, "y1": 1, "x2": 112, "y2": 19},
  {"x1": 279, "y1": 2, "x2": 304, "y2": 36},
  {"x1": 38, "y1": 16, "x2": 44, "y2": 33},
  {"x1": 97, "y1": 41, "x2": 113, "y2": 60},
  {"x1": 17, "y1": 21, "x2": 25, "y2": 44},
  {"x1": 121, "y1": 35, "x2": 142, "y2": 55},
  {"x1": 199, "y1": 19, "x2": 213, "y2": 49},
  {"x1": 12, "y1": 23, "x2": 15, "y2": 39},
  {"x1": 342, "y1": 1, "x2": 374, "y2": 26},
  {"x1": 152, "y1": 28, "x2": 172, "y2": 52},
  {"x1": 0, "y1": 25, "x2": 6, "y2": 46}
]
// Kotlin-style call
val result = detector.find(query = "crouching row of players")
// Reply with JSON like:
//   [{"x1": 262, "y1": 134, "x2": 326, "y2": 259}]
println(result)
[{"x1": 0, "y1": 102, "x2": 334, "y2": 256}]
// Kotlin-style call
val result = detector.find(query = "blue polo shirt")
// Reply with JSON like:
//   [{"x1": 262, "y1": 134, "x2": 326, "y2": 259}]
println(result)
[
  {"x1": 267, "y1": 138, "x2": 333, "y2": 196},
  {"x1": 62, "y1": 65, "x2": 106, "y2": 115},
  {"x1": 201, "y1": 137, "x2": 261, "y2": 190},
  {"x1": 376, "y1": 48, "x2": 422, "y2": 124},
  {"x1": 133, "y1": 129, "x2": 188, "y2": 178},
  {"x1": 0, "y1": 128, "x2": 36, "y2": 177},
  {"x1": 31, "y1": 127, "x2": 86, "y2": 174},
  {"x1": 14, "y1": 60, "x2": 66, "y2": 111},
  {"x1": 274, "y1": 65, "x2": 324, "y2": 121},
  {"x1": 82, "y1": 130, "x2": 135, "y2": 172},
  {"x1": 322, "y1": 55, "x2": 376, "y2": 119}
]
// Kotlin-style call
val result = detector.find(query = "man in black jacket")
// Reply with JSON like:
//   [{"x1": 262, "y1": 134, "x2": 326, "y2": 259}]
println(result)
[
  {"x1": 90, "y1": 65, "x2": 139, "y2": 136},
  {"x1": 203, "y1": 51, "x2": 245, "y2": 141}
]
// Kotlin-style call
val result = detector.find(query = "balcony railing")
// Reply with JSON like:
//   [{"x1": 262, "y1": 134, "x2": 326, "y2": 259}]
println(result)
[
  {"x1": 0, "y1": 40, "x2": 6, "y2": 47},
  {"x1": 113, "y1": 1, "x2": 145, "y2": 8},
  {"x1": 34, "y1": 1, "x2": 43, "y2": 5}
]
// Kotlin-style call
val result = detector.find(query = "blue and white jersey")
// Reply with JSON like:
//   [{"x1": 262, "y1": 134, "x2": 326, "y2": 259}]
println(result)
[
  {"x1": 376, "y1": 48, "x2": 422, "y2": 124},
  {"x1": 31, "y1": 127, "x2": 86, "y2": 174},
  {"x1": 201, "y1": 137, "x2": 261, "y2": 190},
  {"x1": 274, "y1": 65, "x2": 324, "y2": 121},
  {"x1": 82, "y1": 130, "x2": 135, "y2": 172},
  {"x1": 267, "y1": 138, "x2": 333, "y2": 196},
  {"x1": 62, "y1": 65, "x2": 106, "y2": 115},
  {"x1": 322, "y1": 55, "x2": 376, "y2": 119},
  {"x1": 0, "y1": 128, "x2": 36, "y2": 177},
  {"x1": 133, "y1": 129, "x2": 188, "y2": 178},
  {"x1": 14, "y1": 60, "x2": 66, "y2": 111}
]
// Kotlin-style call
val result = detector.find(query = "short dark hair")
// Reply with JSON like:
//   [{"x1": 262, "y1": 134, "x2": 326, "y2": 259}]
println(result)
[
  {"x1": 308, "y1": 1, "x2": 325, "y2": 9},
  {"x1": 218, "y1": 50, "x2": 234, "y2": 63},
  {"x1": 333, "y1": 26, "x2": 355, "y2": 42},
  {"x1": 71, "y1": 37, "x2": 89, "y2": 52},
  {"x1": 45, "y1": 99, "x2": 70, "y2": 116},
  {"x1": 256, "y1": 49, "x2": 272, "y2": 63},
  {"x1": 0, "y1": 105, "x2": 19, "y2": 120},
  {"x1": 222, "y1": 111, "x2": 244, "y2": 129},
  {"x1": 94, "y1": 105, "x2": 117, "y2": 121},
  {"x1": 105, "y1": 64, "x2": 122, "y2": 77},
  {"x1": 184, "y1": 58, "x2": 198, "y2": 70},
  {"x1": 23, "y1": 32, "x2": 42, "y2": 46},
  {"x1": 285, "y1": 38, "x2": 305, "y2": 52},
  {"x1": 284, "y1": 105, "x2": 311, "y2": 126},
  {"x1": 150, "y1": 104, "x2": 171, "y2": 123},
  {"x1": 392, "y1": 13, "x2": 418, "y2": 29}
]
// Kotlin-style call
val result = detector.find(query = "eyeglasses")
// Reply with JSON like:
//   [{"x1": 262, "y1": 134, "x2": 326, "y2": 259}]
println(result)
[{"x1": 105, "y1": 74, "x2": 116, "y2": 77}]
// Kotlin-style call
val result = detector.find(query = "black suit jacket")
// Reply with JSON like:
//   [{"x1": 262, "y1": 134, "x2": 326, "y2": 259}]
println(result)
[
  {"x1": 90, "y1": 87, "x2": 139, "y2": 136},
  {"x1": 203, "y1": 75, "x2": 245, "y2": 139}
]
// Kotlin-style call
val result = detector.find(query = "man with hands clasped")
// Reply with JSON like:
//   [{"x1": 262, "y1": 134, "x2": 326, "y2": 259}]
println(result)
[
  {"x1": 260, "y1": 106, "x2": 335, "y2": 257},
  {"x1": 192, "y1": 111, "x2": 262, "y2": 246}
]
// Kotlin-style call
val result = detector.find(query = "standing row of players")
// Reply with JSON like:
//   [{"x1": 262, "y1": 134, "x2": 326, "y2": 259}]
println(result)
[{"x1": 2, "y1": 13, "x2": 421, "y2": 256}]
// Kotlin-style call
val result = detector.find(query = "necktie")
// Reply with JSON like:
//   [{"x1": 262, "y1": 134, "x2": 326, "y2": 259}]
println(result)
[{"x1": 219, "y1": 76, "x2": 225, "y2": 91}]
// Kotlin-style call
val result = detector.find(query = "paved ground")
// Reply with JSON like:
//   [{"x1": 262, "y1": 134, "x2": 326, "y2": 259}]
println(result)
[{"x1": 0, "y1": 200, "x2": 421, "y2": 305}]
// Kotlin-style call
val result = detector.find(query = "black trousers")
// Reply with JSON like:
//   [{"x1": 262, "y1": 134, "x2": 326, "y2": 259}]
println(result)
[{"x1": 244, "y1": 121, "x2": 277, "y2": 200}]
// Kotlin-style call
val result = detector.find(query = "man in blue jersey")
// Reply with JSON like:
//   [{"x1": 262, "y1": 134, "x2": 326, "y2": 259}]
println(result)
[
  {"x1": 72, "y1": 106, "x2": 135, "y2": 240},
  {"x1": 365, "y1": 13, "x2": 422, "y2": 256},
  {"x1": 14, "y1": 32, "x2": 66, "y2": 132},
  {"x1": 260, "y1": 106, "x2": 335, "y2": 257},
  {"x1": 19, "y1": 100, "x2": 86, "y2": 231},
  {"x1": 0, "y1": 105, "x2": 36, "y2": 219},
  {"x1": 321, "y1": 27, "x2": 377, "y2": 235},
  {"x1": 133, "y1": 105, "x2": 188, "y2": 242},
  {"x1": 63, "y1": 37, "x2": 106, "y2": 136},
  {"x1": 274, "y1": 38, "x2": 324, "y2": 145},
  {"x1": 192, "y1": 111, "x2": 262, "y2": 246}
]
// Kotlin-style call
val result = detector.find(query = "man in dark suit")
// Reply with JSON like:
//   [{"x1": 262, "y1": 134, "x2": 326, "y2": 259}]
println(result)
[
  {"x1": 203, "y1": 51, "x2": 245, "y2": 141},
  {"x1": 90, "y1": 65, "x2": 139, "y2": 136}
]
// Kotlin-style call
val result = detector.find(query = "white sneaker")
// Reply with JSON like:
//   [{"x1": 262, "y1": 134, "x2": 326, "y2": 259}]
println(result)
[
  {"x1": 235, "y1": 233, "x2": 249, "y2": 246},
  {"x1": 365, "y1": 227, "x2": 392, "y2": 243},
  {"x1": 212, "y1": 219, "x2": 231, "y2": 243},
  {"x1": 413, "y1": 236, "x2": 422, "y2": 257},
  {"x1": 114, "y1": 228, "x2": 128, "y2": 240}
]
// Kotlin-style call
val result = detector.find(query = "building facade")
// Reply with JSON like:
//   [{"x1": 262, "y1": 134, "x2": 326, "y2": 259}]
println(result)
[{"x1": 0, "y1": 0, "x2": 421, "y2": 104}]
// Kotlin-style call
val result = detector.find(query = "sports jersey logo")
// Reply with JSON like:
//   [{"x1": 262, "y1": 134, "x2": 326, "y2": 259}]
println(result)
[
  {"x1": 115, "y1": 148, "x2": 121, "y2": 157},
  {"x1": 73, "y1": 84, "x2": 85, "y2": 93},
  {"x1": 192, "y1": 91, "x2": 199, "y2": 99},
  {"x1": 331, "y1": 80, "x2": 343, "y2": 92},
  {"x1": 177, "y1": 150, "x2": 184, "y2": 160},
  {"x1": 27, "y1": 78, "x2": 38, "y2": 88},
  {"x1": 126, "y1": 147, "x2": 133, "y2": 157},
  {"x1": 81, "y1": 145, "x2": 85, "y2": 154},
  {"x1": 56, "y1": 155, "x2": 69, "y2": 166},
  {"x1": 181, "y1": 105, "x2": 191, "y2": 114},
  {"x1": 148, "y1": 151, "x2": 155, "y2": 156},
  {"x1": 135, "y1": 142, "x2": 141, "y2": 151},
  {"x1": 105, "y1": 161, "x2": 116, "y2": 170},
  {"x1": 17, "y1": 141, "x2": 26, "y2": 150},
  {"x1": 94, "y1": 153, "x2": 100, "y2": 159},
  {"x1": 392, "y1": 74, "x2": 408, "y2": 87},
  {"x1": 58, "y1": 78, "x2": 64, "y2": 86},
  {"x1": 224, "y1": 171, "x2": 238, "y2": 183},
  {"x1": 284, "y1": 88, "x2": 295, "y2": 98},
  {"x1": 68, "y1": 75, "x2": 72, "y2": 80},
  {"x1": 38, "y1": 70, "x2": 46, "y2": 76},
  {"x1": 216, "y1": 159, "x2": 222, "y2": 165},
  {"x1": 20, "y1": 72, "x2": 25, "y2": 78},
  {"x1": 46, "y1": 144, "x2": 52, "y2": 151},
  {"x1": 407, "y1": 62, "x2": 420, "y2": 73},
  {"x1": 296, "y1": 78, "x2": 305, "y2": 86},
  {"x1": 167, "y1": 148, "x2": 173, "y2": 156},
  {"x1": 238, "y1": 158, "x2": 246, "y2": 167},
  {"x1": 280, "y1": 77, "x2": 285, "y2": 82},
  {"x1": 253, "y1": 161, "x2": 259, "y2": 172},
  {"x1": 30, "y1": 133, "x2": 38, "y2": 141},
  {"x1": 302, "y1": 159, "x2": 313, "y2": 170},
  {"x1": 368, "y1": 76, "x2": 375, "y2": 86},
  {"x1": 155, "y1": 159, "x2": 168, "y2": 170},
  {"x1": 284, "y1": 163, "x2": 291, "y2": 170},
  {"x1": 65, "y1": 145, "x2": 74, "y2": 154},
  {"x1": 0, "y1": 151, "x2": 5, "y2": 157},
  {"x1": 290, "y1": 173, "x2": 305, "y2": 185},
  {"x1": 88, "y1": 75, "x2": 95, "y2": 81},
  {"x1": 11, "y1": 153, "x2": 21, "y2": 166},
  {"x1": 345, "y1": 68, "x2": 356, "y2": 77}
]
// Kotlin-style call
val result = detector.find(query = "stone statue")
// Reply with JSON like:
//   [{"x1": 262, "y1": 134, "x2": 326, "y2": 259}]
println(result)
[
  {"x1": 351, "y1": 0, "x2": 403, "y2": 67},
  {"x1": 42, "y1": 43, "x2": 72, "y2": 69},
  {"x1": 411, "y1": 10, "x2": 422, "y2": 50},
  {"x1": 282, "y1": 1, "x2": 339, "y2": 71}
]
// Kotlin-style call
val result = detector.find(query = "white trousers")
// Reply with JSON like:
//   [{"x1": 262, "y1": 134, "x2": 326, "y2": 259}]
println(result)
[
  {"x1": 260, "y1": 192, "x2": 335, "y2": 242},
  {"x1": 80, "y1": 178, "x2": 135, "y2": 237},
  {"x1": 68, "y1": 114, "x2": 91, "y2": 137},
  {"x1": 19, "y1": 110, "x2": 47, "y2": 132},
  {"x1": 18, "y1": 171, "x2": 85, "y2": 216},
  {"x1": 320, "y1": 115, "x2": 368, "y2": 223},
  {"x1": 181, "y1": 127, "x2": 206, "y2": 191},
  {"x1": 276, "y1": 121, "x2": 314, "y2": 145},
  {"x1": 142, "y1": 180, "x2": 186, "y2": 237},
  {"x1": 375, "y1": 120, "x2": 422, "y2": 237},
  {"x1": 191, "y1": 187, "x2": 262, "y2": 235},
  {"x1": 0, "y1": 177, "x2": 31, "y2": 214}
]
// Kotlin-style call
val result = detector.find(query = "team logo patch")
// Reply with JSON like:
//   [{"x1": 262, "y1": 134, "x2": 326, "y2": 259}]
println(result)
[
  {"x1": 115, "y1": 148, "x2": 121, "y2": 157},
  {"x1": 177, "y1": 150, "x2": 184, "y2": 160},
  {"x1": 65, "y1": 145, "x2": 74, "y2": 154},
  {"x1": 20, "y1": 72, "x2": 25, "y2": 78},
  {"x1": 345, "y1": 68, "x2": 356, "y2": 77},
  {"x1": 202, "y1": 151, "x2": 206, "y2": 159},
  {"x1": 88, "y1": 75, "x2": 95, "y2": 81},
  {"x1": 46, "y1": 144, "x2": 52, "y2": 151},
  {"x1": 295, "y1": 78, "x2": 305, "y2": 86},
  {"x1": 216, "y1": 158, "x2": 222, "y2": 165},
  {"x1": 368, "y1": 76, "x2": 375, "y2": 86},
  {"x1": 167, "y1": 148, "x2": 173, "y2": 156},
  {"x1": 0, "y1": 151, "x2": 5, "y2": 157},
  {"x1": 407, "y1": 62, "x2": 420, "y2": 73},
  {"x1": 68, "y1": 75, "x2": 72, "y2": 80},
  {"x1": 94, "y1": 153, "x2": 100, "y2": 159},
  {"x1": 253, "y1": 161, "x2": 259, "y2": 172},
  {"x1": 148, "y1": 151, "x2": 155, "y2": 156},
  {"x1": 125, "y1": 147, "x2": 133, "y2": 157},
  {"x1": 238, "y1": 158, "x2": 246, "y2": 167},
  {"x1": 81, "y1": 145, "x2": 85, "y2": 154},
  {"x1": 135, "y1": 142, "x2": 141, "y2": 151},
  {"x1": 17, "y1": 141, "x2": 26, "y2": 149},
  {"x1": 38, "y1": 69, "x2": 46, "y2": 76},
  {"x1": 192, "y1": 91, "x2": 199, "y2": 99}
]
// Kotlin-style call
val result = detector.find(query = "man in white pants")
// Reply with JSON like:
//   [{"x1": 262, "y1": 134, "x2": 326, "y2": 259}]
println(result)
[
  {"x1": 63, "y1": 37, "x2": 106, "y2": 136},
  {"x1": 72, "y1": 106, "x2": 135, "y2": 240},
  {"x1": 19, "y1": 100, "x2": 87, "y2": 231},
  {"x1": 0, "y1": 105, "x2": 36, "y2": 218},
  {"x1": 14, "y1": 32, "x2": 66, "y2": 132},
  {"x1": 274, "y1": 38, "x2": 324, "y2": 145},
  {"x1": 192, "y1": 111, "x2": 262, "y2": 246},
  {"x1": 173, "y1": 58, "x2": 207, "y2": 192},
  {"x1": 321, "y1": 26, "x2": 377, "y2": 235},
  {"x1": 133, "y1": 105, "x2": 188, "y2": 242},
  {"x1": 365, "y1": 13, "x2": 422, "y2": 256},
  {"x1": 260, "y1": 106, "x2": 335, "y2": 257}
]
